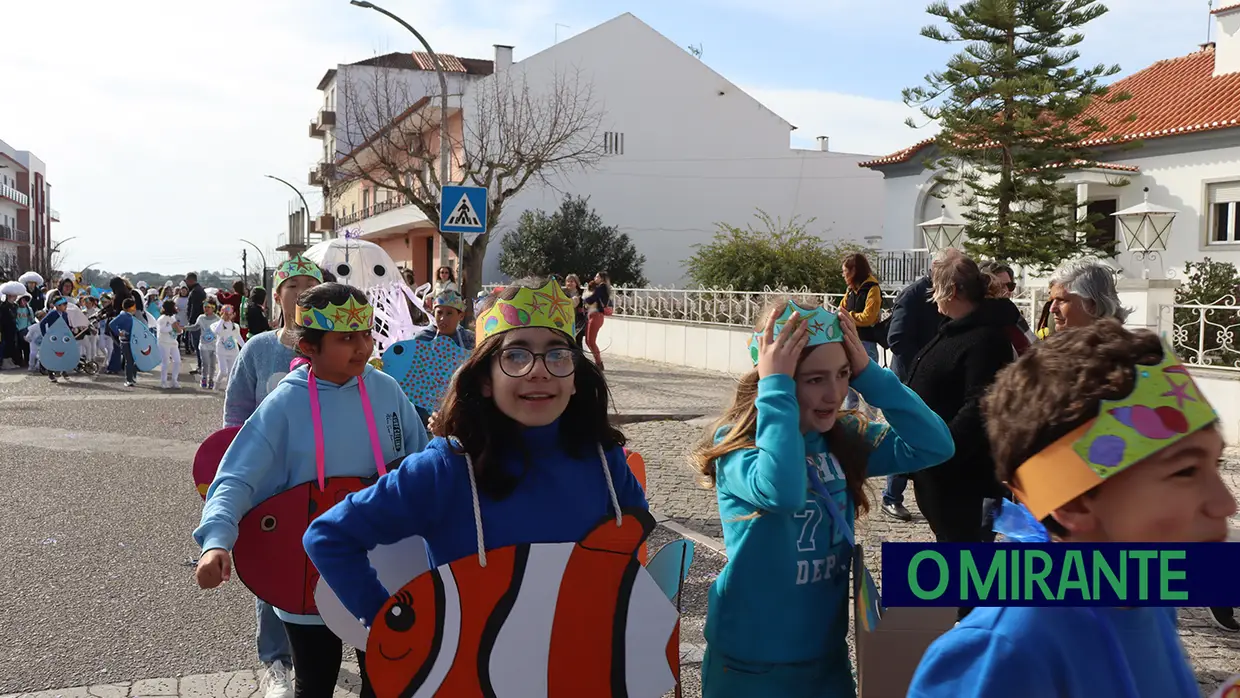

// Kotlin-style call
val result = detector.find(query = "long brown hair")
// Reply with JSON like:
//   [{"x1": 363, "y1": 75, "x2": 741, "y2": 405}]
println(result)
[
  {"x1": 434, "y1": 278, "x2": 626, "y2": 500},
  {"x1": 690, "y1": 298, "x2": 873, "y2": 516},
  {"x1": 842, "y1": 253, "x2": 873, "y2": 289}
]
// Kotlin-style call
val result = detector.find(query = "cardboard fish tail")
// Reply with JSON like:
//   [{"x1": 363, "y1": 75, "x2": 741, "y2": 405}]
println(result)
[
  {"x1": 365, "y1": 509, "x2": 680, "y2": 698},
  {"x1": 193, "y1": 428, "x2": 241, "y2": 499}
]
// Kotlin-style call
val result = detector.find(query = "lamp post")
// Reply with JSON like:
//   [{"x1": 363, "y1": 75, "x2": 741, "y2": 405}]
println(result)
[
  {"x1": 265, "y1": 174, "x2": 312, "y2": 248},
  {"x1": 349, "y1": 1, "x2": 457, "y2": 284},
  {"x1": 239, "y1": 238, "x2": 270, "y2": 320},
  {"x1": 918, "y1": 205, "x2": 967, "y2": 254},
  {"x1": 1113, "y1": 187, "x2": 1178, "y2": 280}
]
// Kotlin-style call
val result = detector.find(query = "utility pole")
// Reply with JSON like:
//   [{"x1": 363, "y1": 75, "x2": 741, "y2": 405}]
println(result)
[{"x1": 242, "y1": 249, "x2": 248, "y2": 289}]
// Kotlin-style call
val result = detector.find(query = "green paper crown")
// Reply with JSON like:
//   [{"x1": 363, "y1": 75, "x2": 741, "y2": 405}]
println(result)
[
  {"x1": 747, "y1": 301, "x2": 843, "y2": 365},
  {"x1": 476, "y1": 280, "x2": 575, "y2": 341},
  {"x1": 296, "y1": 295, "x2": 374, "y2": 332},
  {"x1": 274, "y1": 255, "x2": 324, "y2": 287},
  {"x1": 1073, "y1": 343, "x2": 1218, "y2": 479}
]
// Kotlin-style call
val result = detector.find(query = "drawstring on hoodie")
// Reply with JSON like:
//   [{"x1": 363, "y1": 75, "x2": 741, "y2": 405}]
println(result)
[{"x1": 464, "y1": 443, "x2": 622, "y2": 568}]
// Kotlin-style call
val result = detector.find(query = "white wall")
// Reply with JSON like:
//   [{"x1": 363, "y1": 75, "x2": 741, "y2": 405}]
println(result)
[{"x1": 467, "y1": 14, "x2": 885, "y2": 285}]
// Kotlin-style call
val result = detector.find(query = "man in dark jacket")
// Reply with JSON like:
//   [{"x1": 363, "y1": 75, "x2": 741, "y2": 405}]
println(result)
[
  {"x1": 880, "y1": 273, "x2": 943, "y2": 522},
  {"x1": 185, "y1": 272, "x2": 206, "y2": 376}
]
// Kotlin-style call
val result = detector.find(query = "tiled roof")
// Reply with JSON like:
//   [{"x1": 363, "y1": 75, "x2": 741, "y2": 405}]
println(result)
[
  {"x1": 1212, "y1": 2, "x2": 1240, "y2": 14},
  {"x1": 861, "y1": 47, "x2": 1240, "y2": 168},
  {"x1": 350, "y1": 52, "x2": 494, "y2": 75}
]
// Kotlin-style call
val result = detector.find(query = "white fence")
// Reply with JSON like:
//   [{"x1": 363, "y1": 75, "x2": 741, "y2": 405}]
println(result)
[{"x1": 1163, "y1": 298, "x2": 1240, "y2": 373}]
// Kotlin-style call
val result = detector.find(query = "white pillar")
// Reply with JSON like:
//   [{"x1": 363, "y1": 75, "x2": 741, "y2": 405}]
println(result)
[{"x1": 1116, "y1": 278, "x2": 1180, "y2": 334}]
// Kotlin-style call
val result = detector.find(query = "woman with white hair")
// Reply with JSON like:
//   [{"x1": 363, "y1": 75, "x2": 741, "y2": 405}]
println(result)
[{"x1": 1046, "y1": 257, "x2": 1130, "y2": 332}]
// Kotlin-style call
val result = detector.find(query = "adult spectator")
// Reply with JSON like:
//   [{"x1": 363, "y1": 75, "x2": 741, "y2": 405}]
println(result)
[
  {"x1": 838, "y1": 252, "x2": 882, "y2": 411},
  {"x1": 1047, "y1": 257, "x2": 1129, "y2": 331},
  {"x1": 582, "y1": 271, "x2": 612, "y2": 371},
  {"x1": 880, "y1": 249, "x2": 959, "y2": 521},
  {"x1": 906, "y1": 252, "x2": 1018, "y2": 620},
  {"x1": 104, "y1": 276, "x2": 134, "y2": 374},
  {"x1": 981, "y1": 260, "x2": 1035, "y2": 347},
  {"x1": 185, "y1": 272, "x2": 207, "y2": 375}
]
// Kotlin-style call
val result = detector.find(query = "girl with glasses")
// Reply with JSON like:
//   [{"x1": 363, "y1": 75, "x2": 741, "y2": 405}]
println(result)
[{"x1": 305, "y1": 277, "x2": 649, "y2": 675}]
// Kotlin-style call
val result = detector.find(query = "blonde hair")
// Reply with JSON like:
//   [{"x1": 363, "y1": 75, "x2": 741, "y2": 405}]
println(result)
[{"x1": 690, "y1": 296, "x2": 873, "y2": 516}]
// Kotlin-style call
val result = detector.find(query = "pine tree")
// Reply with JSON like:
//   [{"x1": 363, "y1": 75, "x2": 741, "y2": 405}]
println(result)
[{"x1": 903, "y1": 0, "x2": 1134, "y2": 269}]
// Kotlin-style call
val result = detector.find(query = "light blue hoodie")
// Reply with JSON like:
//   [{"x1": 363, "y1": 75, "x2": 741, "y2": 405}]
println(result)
[
  {"x1": 705, "y1": 361, "x2": 955, "y2": 675},
  {"x1": 222, "y1": 330, "x2": 296, "y2": 427},
  {"x1": 194, "y1": 363, "x2": 427, "y2": 624}
]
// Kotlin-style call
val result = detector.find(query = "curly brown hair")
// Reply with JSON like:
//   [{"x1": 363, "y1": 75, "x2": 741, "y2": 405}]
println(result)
[
  {"x1": 434, "y1": 278, "x2": 625, "y2": 500},
  {"x1": 982, "y1": 319, "x2": 1166, "y2": 523}
]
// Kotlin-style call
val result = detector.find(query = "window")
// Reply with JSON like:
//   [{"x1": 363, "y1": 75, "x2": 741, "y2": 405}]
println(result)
[
  {"x1": 603, "y1": 131, "x2": 625, "y2": 156},
  {"x1": 1084, "y1": 199, "x2": 1119, "y2": 254},
  {"x1": 1209, "y1": 182, "x2": 1240, "y2": 244},
  {"x1": 362, "y1": 188, "x2": 371, "y2": 212}
]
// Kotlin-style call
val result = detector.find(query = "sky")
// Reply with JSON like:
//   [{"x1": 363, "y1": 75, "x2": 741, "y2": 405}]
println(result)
[{"x1": 1, "y1": 0, "x2": 1211, "y2": 274}]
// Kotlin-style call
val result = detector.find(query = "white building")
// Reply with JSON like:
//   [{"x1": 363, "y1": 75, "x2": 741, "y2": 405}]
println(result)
[
  {"x1": 472, "y1": 14, "x2": 885, "y2": 285},
  {"x1": 0, "y1": 138, "x2": 57, "y2": 279},
  {"x1": 862, "y1": 5, "x2": 1240, "y2": 284},
  {"x1": 315, "y1": 14, "x2": 886, "y2": 287}
]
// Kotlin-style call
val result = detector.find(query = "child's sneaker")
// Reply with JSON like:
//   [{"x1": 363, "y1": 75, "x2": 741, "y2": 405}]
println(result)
[
  {"x1": 208, "y1": 381, "x2": 215, "y2": 390},
  {"x1": 172, "y1": 382, "x2": 182, "y2": 389},
  {"x1": 201, "y1": 378, "x2": 208, "y2": 389},
  {"x1": 124, "y1": 381, "x2": 135, "y2": 388}
]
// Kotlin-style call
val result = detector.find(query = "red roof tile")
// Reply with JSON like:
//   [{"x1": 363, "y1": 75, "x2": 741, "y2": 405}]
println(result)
[
  {"x1": 861, "y1": 48, "x2": 1240, "y2": 168},
  {"x1": 1212, "y1": 2, "x2": 1240, "y2": 14}
]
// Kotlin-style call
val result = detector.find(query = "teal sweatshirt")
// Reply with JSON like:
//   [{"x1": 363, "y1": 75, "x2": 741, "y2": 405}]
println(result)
[
  {"x1": 705, "y1": 361, "x2": 954, "y2": 666},
  {"x1": 194, "y1": 364, "x2": 427, "y2": 624}
]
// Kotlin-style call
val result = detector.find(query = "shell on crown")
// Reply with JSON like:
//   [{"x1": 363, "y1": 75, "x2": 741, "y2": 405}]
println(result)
[
  {"x1": 295, "y1": 295, "x2": 374, "y2": 333},
  {"x1": 275, "y1": 256, "x2": 324, "y2": 285}
]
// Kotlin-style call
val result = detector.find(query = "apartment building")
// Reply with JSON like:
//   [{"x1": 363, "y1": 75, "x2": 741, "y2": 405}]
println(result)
[{"x1": 0, "y1": 138, "x2": 57, "y2": 280}]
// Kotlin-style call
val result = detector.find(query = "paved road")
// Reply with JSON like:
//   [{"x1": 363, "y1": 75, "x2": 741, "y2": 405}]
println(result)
[{"x1": 4, "y1": 355, "x2": 1238, "y2": 697}]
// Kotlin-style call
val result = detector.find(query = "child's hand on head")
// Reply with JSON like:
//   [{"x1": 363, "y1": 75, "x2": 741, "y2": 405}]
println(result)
[
  {"x1": 838, "y1": 313, "x2": 870, "y2": 378},
  {"x1": 195, "y1": 548, "x2": 231, "y2": 589},
  {"x1": 756, "y1": 306, "x2": 808, "y2": 379}
]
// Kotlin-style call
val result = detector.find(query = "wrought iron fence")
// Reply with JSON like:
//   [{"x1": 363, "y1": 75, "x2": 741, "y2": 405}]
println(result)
[{"x1": 1164, "y1": 298, "x2": 1240, "y2": 371}]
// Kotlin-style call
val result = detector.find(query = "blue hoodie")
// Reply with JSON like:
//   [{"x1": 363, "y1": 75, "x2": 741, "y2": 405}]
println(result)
[
  {"x1": 908, "y1": 606, "x2": 1199, "y2": 698},
  {"x1": 304, "y1": 421, "x2": 648, "y2": 626},
  {"x1": 222, "y1": 330, "x2": 297, "y2": 427},
  {"x1": 706, "y1": 361, "x2": 954, "y2": 668},
  {"x1": 194, "y1": 363, "x2": 427, "y2": 624}
]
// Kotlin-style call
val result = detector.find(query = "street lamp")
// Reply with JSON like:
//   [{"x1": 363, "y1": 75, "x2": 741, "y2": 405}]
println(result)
[
  {"x1": 239, "y1": 238, "x2": 270, "y2": 319},
  {"x1": 349, "y1": 0, "x2": 457, "y2": 285},
  {"x1": 265, "y1": 174, "x2": 312, "y2": 249},
  {"x1": 918, "y1": 205, "x2": 967, "y2": 253},
  {"x1": 1113, "y1": 187, "x2": 1178, "y2": 279}
]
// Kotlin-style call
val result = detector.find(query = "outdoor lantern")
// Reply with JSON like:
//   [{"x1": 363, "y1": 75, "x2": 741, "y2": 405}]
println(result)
[
  {"x1": 864, "y1": 235, "x2": 883, "y2": 249},
  {"x1": 918, "y1": 205, "x2": 967, "y2": 253},
  {"x1": 1113, "y1": 187, "x2": 1177, "y2": 254}
]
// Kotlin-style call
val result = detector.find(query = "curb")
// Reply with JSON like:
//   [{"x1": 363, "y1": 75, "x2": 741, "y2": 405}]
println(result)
[
  {"x1": 655, "y1": 513, "x2": 728, "y2": 558},
  {"x1": 611, "y1": 410, "x2": 708, "y2": 425}
]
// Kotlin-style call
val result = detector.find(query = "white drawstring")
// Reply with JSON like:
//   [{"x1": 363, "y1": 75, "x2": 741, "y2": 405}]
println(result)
[
  {"x1": 463, "y1": 452, "x2": 488, "y2": 568},
  {"x1": 463, "y1": 442, "x2": 625, "y2": 568},
  {"x1": 597, "y1": 443, "x2": 623, "y2": 527}
]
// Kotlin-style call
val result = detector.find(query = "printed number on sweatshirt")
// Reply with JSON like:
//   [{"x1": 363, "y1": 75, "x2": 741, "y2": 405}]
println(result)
[{"x1": 792, "y1": 453, "x2": 849, "y2": 586}]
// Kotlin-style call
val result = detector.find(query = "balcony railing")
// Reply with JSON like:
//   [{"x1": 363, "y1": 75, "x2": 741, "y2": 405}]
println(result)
[
  {"x1": 316, "y1": 214, "x2": 336, "y2": 233},
  {"x1": 309, "y1": 120, "x2": 325, "y2": 139},
  {"x1": 0, "y1": 183, "x2": 28, "y2": 207},
  {"x1": 335, "y1": 199, "x2": 410, "y2": 229},
  {"x1": 49, "y1": 207, "x2": 60, "y2": 222},
  {"x1": 872, "y1": 248, "x2": 931, "y2": 290},
  {"x1": 0, "y1": 226, "x2": 29, "y2": 244},
  {"x1": 316, "y1": 109, "x2": 336, "y2": 131}
]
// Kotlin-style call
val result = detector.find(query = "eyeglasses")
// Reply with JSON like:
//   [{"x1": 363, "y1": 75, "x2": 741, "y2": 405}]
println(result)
[
  {"x1": 1005, "y1": 282, "x2": 1018, "y2": 292},
  {"x1": 497, "y1": 347, "x2": 577, "y2": 378}
]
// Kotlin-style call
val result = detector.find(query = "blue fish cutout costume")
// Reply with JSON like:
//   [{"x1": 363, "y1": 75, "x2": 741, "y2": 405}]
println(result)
[
  {"x1": 380, "y1": 337, "x2": 471, "y2": 411},
  {"x1": 39, "y1": 316, "x2": 81, "y2": 373},
  {"x1": 130, "y1": 317, "x2": 162, "y2": 372}
]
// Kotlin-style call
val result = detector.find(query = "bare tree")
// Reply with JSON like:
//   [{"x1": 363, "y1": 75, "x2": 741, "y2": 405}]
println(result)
[{"x1": 331, "y1": 62, "x2": 606, "y2": 299}]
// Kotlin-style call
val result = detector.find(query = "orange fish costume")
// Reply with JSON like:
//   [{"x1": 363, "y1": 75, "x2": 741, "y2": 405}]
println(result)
[{"x1": 365, "y1": 509, "x2": 680, "y2": 698}]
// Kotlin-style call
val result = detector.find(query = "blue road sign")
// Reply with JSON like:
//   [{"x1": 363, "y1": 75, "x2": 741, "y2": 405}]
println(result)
[{"x1": 439, "y1": 185, "x2": 488, "y2": 234}]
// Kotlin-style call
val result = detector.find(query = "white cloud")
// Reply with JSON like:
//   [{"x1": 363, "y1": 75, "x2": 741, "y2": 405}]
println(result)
[{"x1": 744, "y1": 86, "x2": 938, "y2": 157}]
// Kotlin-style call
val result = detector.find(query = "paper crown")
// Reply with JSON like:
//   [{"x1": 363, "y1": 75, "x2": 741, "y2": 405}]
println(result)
[
  {"x1": 1011, "y1": 342, "x2": 1218, "y2": 520},
  {"x1": 475, "y1": 280, "x2": 574, "y2": 341},
  {"x1": 433, "y1": 289, "x2": 467, "y2": 311},
  {"x1": 274, "y1": 255, "x2": 324, "y2": 287},
  {"x1": 747, "y1": 301, "x2": 844, "y2": 365},
  {"x1": 296, "y1": 295, "x2": 374, "y2": 333}
]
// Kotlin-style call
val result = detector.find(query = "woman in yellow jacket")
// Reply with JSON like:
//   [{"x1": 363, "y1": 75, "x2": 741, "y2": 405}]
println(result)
[{"x1": 839, "y1": 252, "x2": 883, "y2": 410}]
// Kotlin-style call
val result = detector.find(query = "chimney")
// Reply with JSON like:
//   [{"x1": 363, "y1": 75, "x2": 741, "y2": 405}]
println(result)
[
  {"x1": 817, "y1": 136, "x2": 830, "y2": 152},
  {"x1": 1213, "y1": 4, "x2": 1240, "y2": 76},
  {"x1": 494, "y1": 45, "x2": 514, "y2": 72}
]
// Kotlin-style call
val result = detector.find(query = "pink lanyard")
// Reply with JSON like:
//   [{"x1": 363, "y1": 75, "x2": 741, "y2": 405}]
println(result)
[{"x1": 307, "y1": 369, "x2": 387, "y2": 491}]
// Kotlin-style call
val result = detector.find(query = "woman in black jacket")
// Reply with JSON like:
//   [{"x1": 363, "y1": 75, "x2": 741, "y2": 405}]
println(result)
[{"x1": 905, "y1": 254, "x2": 1017, "y2": 549}]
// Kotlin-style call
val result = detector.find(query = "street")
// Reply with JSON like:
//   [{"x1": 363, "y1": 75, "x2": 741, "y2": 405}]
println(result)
[{"x1": 1, "y1": 356, "x2": 1237, "y2": 697}]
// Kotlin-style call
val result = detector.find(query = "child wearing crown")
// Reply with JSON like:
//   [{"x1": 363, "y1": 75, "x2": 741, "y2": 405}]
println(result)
[
  {"x1": 415, "y1": 288, "x2": 475, "y2": 350},
  {"x1": 690, "y1": 300, "x2": 954, "y2": 698},
  {"x1": 195, "y1": 282, "x2": 427, "y2": 698},
  {"x1": 304, "y1": 278, "x2": 649, "y2": 688},
  {"x1": 908, "y1": 320, "x2": 1235, "y2": 698}
]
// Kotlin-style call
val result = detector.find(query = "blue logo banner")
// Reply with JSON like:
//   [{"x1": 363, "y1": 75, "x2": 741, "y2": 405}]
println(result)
[{"x1": 881, "y1": 543, "x2": 1240, "y2": 607}]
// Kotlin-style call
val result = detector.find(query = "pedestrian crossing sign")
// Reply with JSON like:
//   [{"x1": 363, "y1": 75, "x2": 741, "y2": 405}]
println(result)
[{"x1": 439, "y1": 185, "x2": 488, "y2": 234}]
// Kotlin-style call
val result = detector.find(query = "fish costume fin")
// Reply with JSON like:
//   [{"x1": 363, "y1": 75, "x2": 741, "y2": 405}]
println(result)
[{"x1": 578, "y1": 508, "x2": 657, "y2": 556}]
